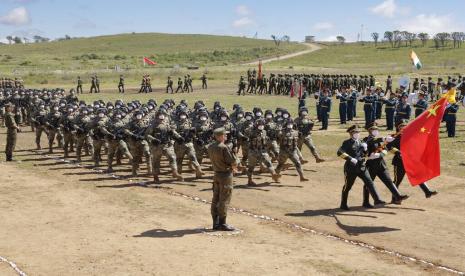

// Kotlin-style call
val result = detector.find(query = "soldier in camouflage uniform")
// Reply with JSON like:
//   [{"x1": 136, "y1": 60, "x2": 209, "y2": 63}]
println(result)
[
  {"x1": 44, "y1": 105, "x2": 64, "y2": 153},
  {"x1": 4, "y1": 103, "x2": 21, "y2": 161},
  {"x1": 145, "y1": 109, "x2": 184, "y2": 183},
  {"x1": 73, "y1": 107, "x2": 94, "y2": 162},
  {"x1": 193, "y1": 110, "x2": 212, "y2": 164},
  {"x1": 89, "y1": 108, "x2": 110, "y2": 166},
  {"x1": 125, "y1": 110, "x2": 152, "y2": 176},
  {"x1": 106, "y1": 110, "x2": 133, "y2": 172},
  {"x1": 294, "y1": 107, "x2": 325, "y2": 164},
  {"x1": 60, "y1": 105, "x2": 76, "y2": 158},
  {"x1": 237, "y1": 76, "x2": 246, "y2": 96},
  {"x1": 246, "y1": 118, "x2": 281, "y2": 186},
  {"x1": 30, "y1": 102, "x2": 48, "y2": 149},
  {"x1": 264, "y1": 110, "x2": 280, "y2": 160},
  {"x1": 275, "y1": 118, "x2": 309, "y2": 182},
  {"x1": 174, "y1": 109, "x2": 204, "y2": 178},
  {"x1": 166, "y1": 76, "x2": 174, "y2": 93}
]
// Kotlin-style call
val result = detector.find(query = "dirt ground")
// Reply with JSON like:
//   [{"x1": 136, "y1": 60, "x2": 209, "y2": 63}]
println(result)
[{"x1": 1, "y1": 91, "x2": 465, "y2": 275}]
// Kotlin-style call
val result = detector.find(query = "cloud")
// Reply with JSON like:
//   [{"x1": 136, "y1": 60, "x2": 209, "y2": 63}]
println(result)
[
  {"x1": 73, "y1": 18, "x2": 97, "y2": 29},
  {"x1": 370, "y1": 0, "x2": 397, "y2": 18},
  {"x1": 0, "y1": 7, "x2": 31, "y2": 26},
  {"x1": 232, "y1": 17, "x2": 255, "y2": 28},
  {"x1": 399, "y1": 14, "x2": 461, "y2": 34},
  {"x1": 320, "y1": 35, "x2": 338, "y2": 42},
  {"x1": 235, "y1": 5, "x2": 251, "y2": 16},
  {"x1": 313, "y1": 22, "x2": 333, "y2": 31}
]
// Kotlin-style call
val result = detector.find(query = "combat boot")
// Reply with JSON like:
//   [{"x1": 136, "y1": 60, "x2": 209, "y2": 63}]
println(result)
[
  {"x1": 271, "y1": 173, "x2": 281, "y2": 183},
  {"x1": 212, "y1": 216, "x2": 220, "y2": 230},
  {"x1": 315, "y1": 156, "x2": 325, "y2": 163},
  {"x1": 172, "y1": 170, "x2": 184, "y2": 181},
  {"x1": 217, "y1": 217, "x2": 235, "y2": 231},
  {"x1": 153, "y1": 175, "x2": 160, "y2": 184},
  {"x1": 195, "y1": 167, "x2": 205, "y2": 179},
  {"x1": 297, "y1": 167, "x2": 308, "y2": 182}
]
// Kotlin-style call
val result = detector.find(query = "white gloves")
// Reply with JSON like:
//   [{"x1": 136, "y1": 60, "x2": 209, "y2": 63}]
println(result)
[
  {"x1": 350, "y1": 158, "x2": 358, "y2": 165},
  {"x1": 385, "y1": 136, "x2": 395, "y2": 143},
  {"x1": 361, "y1": 142, "x2": 368, "y2": 151},
  {"x1": 368, "y1": 152, "x2": 381, "y2": 160}
]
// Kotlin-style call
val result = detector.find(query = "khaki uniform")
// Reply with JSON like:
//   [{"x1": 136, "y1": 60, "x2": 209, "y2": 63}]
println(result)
[
  {"x1": 276, "y1": 128, "x2": 306, "y2": 180},
  {"x1": 4, "y1": 111, "x2": 18, "y2": 160},
  {"x1": 208, "y1": 140, "x2": 237, "y2": 220}
]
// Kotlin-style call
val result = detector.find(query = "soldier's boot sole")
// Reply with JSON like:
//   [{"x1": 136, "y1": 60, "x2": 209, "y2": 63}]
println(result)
[{"x1": 316, "y1": 157, "x2": 325, "y2": 163}]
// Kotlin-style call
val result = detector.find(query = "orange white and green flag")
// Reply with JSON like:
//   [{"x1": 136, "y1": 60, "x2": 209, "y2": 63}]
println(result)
[{"x1": 410, "y1": 50, "x2": 422, "y2": 69}]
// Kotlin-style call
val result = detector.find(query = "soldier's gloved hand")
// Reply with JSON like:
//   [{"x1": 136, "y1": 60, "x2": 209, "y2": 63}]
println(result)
[
  {"x1": 350, "y1": 158, "x2": 358, "y2": 165},
  {"x1": 361, "y1": 142, "x2": 368, "y2": 151},
  {"x1": 385, "y1": 136, "x2": 395, "y2": 143}
]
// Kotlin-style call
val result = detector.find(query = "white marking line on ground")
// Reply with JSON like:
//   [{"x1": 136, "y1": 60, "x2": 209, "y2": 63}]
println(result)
[
  {"x1": 0, "y1": 256, "x2": 27, "y2": 276},
  {"x1": 29, "y1": 150, "x2": 465, "y2": 275}
]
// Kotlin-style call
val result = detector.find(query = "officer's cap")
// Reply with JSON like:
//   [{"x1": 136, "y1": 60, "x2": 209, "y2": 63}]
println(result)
[
  {"x1": 347, "y1": 124, "x2": 361, "y2": 133},
  {"x1": 213, "y1": 127, "x2": 229, "y2": 136}
]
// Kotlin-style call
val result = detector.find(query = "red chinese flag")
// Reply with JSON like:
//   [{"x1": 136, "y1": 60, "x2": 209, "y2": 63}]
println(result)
[
  {"x1": 290, "y1": 82, "x2": 295, "y2": 97},
  {"x1": 400, "y1": 97, "x2": 447, "y2": 185},
  {"x1": 298, "y1": 83, "x2": 303, "y2": 98},
  {"x1": 143, "y1": 57, "x2": 157, "y2": 65},
  {"x1": 258, "y1": 60, "x2": 262, "y2": 80}
]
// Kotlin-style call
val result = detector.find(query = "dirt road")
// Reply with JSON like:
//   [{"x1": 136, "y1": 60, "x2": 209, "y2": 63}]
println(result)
[{"x1": 242, "y1": 43, "x2": 321, "y2": 66}]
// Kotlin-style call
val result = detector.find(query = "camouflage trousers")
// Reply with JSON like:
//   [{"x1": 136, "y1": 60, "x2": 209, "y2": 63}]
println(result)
[
  {"x1": 128, "y1": 140, "x2": 151, "y2": 175},
  {"x1": 47, "y1": 129, "x2": 63, "y2": 153},
  {"x1": 297, "y1": 135, "x2": 320, "y2": 160},
  {"x1": 275, "y1": 147, "x2": 305, "y2": 178},
  {"x1": 266, "y1": 139, "x2": 280, "y2": 160},
  {"x1": 211, "y1": 172, "x2": 233, "y2": 219},
  {"x1": 76, "y1": 134, "x2": 93, "y2": 162},
  {"x1": 92, "y1": 138, "x2": 107, "y2": 166},
  {"x1": 193, "y1": 143, "x2": 209, "y2": 164},
  {"x1": 174, "y1": 142, "x2": 201, "y2": 173},
  {"x1": 247, "y1": 149, "x2": 276, "y2": 177},
  {"x1": 107, "y1": 139, "x2": 133, "y2": 169},
  {"x1": 5, "y1": 129, "x2": 17, "y2": 160},
  {"x1": 151, "y1": 144, "x2": 177, "y2": 176},
  {"x1": 63, "y1": 131, "x2": 75, "y2": 158},
  {"x1": 35, "y1": 126, "x2": 46, "y2": 148}
]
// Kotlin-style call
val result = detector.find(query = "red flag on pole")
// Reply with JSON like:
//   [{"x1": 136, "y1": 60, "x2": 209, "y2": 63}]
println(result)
[
  {"x1": 298, "y1": 82, "x2": 303, "y2": 98},
  {"x1": 290, "y1": 82, "x2": 295, "y2": 98},
  {"x1": 258, "y1": 60, "x2": 262, "y2": 80},
  {"x1": 400, "y1": 96, "x2": 448, "y2": 185},
  {"x1": 143, "y1": 57, "x2": 157, "y2": 65}
]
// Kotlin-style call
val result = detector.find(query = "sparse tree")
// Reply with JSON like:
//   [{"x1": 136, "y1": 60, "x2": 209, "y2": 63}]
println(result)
[
  {"x1": 405, "y1": 32, "x2": 417, "y2": 47},
  {"x1": 6, "y1": 35, "x2": 13, "y2": 45},
  {"x1": 433, "y1": 34, "x2": 441, "y2": 49},
  {"x1": 436, "y1": 32, "x2": 451, "y2": 47},
  {"x1": 336, "y1": 36, "x2": 346, "y2": 44},
  {"x1": 418, "y1": 32, "x2": 429, "y2": 47},
  {"x1": 282, "y1": 35, "x2": 290, "y2": 43},
  {"x1": 451, "y1": 32, "x2": 464, "y2": 48},
  {"x1": 384, "y1": 31, "x2": 393, "y2": 47},
  {"x1": 65, "y1": 34, "x2": 71, "y2": 40},
  {"x1": 13, "y1": 36, "x2": 22, "y2": 44},
  {"x1": 393, "y1": 30, "x2": 402, "y2": 47},
  {"x1": 371, "y1": 32, "x2": 379, "y2": 46},
  {"x1": 271, "y1": 35, "x2": 281, "y2": 47},
  {"x1": 23, "y1": 37, "x2": 29, "y2": 44}
]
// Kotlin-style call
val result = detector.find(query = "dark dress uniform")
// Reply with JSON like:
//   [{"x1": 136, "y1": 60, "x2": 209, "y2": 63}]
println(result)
[
  {"x1": 383, "y1": 97, "x2": 397, "y2": 130},
  {"x1": 208, "y1": 129, "x2": 238, "y2": 231},
  {"x1": 347, "y1": 91, "x2": 357, "y2": 121},
  {"x1": 394, "y1": 102, "x2": 411, "y2": 125},
  {"x1": 362, "y1": 134, "x2": 408, "y2": 206},
  {"x1": 337, "y1": 133, "x2": 383, "y2": 210},
  {"x1": 336, "y1": 92, "x2": 348, "y2": 124},
  {"x1": 118, "y1": 76, "x2": 125, "y2": 93},
  {"x1": 374, "y1": 94, "x2": 383, "y2": 119},
  {"x1": 414, "y1": 98, "x2": 428, "y2": 118},
  {"x1": 4, "y1": 107, "x2": 19, "y2": 161},
  {"x1": 319, "y1": 94, "x2": 331, "y2": 130},
  {"x1": 359, "y1": 94, "x2": 375, "y2": 128},
  {"x1": 386, "y1": 134, "x2": 437, "y2": 198},
  {"x1": 444, "y1": 103, "x2": 459, "y2": 137}
]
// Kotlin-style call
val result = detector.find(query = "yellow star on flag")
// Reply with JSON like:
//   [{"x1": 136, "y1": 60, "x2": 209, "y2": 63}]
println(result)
[
  {"x1": 426, "y1": 104, "x2": 440, "y2": 118},
  {"x1": 420, "y1": 127, "x2": 426, "y2": 133}
]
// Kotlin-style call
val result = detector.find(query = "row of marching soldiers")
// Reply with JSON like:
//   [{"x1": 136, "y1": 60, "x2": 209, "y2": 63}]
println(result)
[{"x1": 1, "y1": 89, "x2": 327, "y2": 185}]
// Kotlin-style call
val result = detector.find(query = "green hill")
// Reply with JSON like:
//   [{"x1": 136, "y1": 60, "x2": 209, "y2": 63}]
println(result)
[
  {"x1": 0, "y1": 33, "x2": 305, "y2": 71},
  {"x1": 268, "y1": 41, "x2": 465, "y2": 75}
]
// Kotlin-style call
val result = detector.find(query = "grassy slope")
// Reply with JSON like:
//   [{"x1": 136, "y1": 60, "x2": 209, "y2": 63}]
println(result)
[
  {"x1": 0, "y1": 33, "x2": 305, "y2": 70},
  {"x1": 268, "y1": 41, "x2": 465, "y2": 75}
]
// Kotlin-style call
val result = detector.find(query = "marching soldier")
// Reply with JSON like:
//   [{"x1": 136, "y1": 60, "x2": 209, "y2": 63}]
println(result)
[
  {"x1": 89, "y1": 108, "x2": 110, "y2": 167},
  {"x1": 201, "y1": 74, "x2": 208, "y2": 89},
  {"x1": 394, "y1": 93, "x2": 411, "y2": 124},
  {"x1": 413, "y1": 91, "x2": 428, "y2": 118},
  {"x1": 44, "y1": 105, "x2": 64, "y2": 153},
  {"x1": 336, "y1": 88, "x2": 348, "y2": 124},
  {"x1": 106, "y1": 110, "x2": 133, "y2": 173},
  {"x1": 294, "y1": 107, "x2": 325, "y2": 163},
  {"x1": 76, "y1": 76, "x2": 83, "y2": 94},
  {"x1": 176, "y1": 77, "x2": 183, "y2": 93},
  {"x1": 166, "y1": 76, "x2": 174, "y2": 93},
  {"x1": 60, "y1": 105, "x2": 76, "y2": 158},
  {"x1": 347, "y1": 88, "x2": 357, "y2": 121},
  {"x1": 74, "y1": 107, "x2": 94, "y2": 162},
  {"x1": 90, "y1": 76, "x2": 97, "y2": 93},
  {"x1": 237, "y1": 76, "x2": 246, "y2": 96},
  {"x1": 318, "y1": 89, "x2": 331, "y2": 130},
  {"x1": 125, "y1": 111, "x2": 152, "y2": 176},
  {"x1": 444, "y1": 102, "x2": 459, "y2": 137},
  {"x1": 337, "y1": 125, "x2": 384, "y2": 210},
  {"x1": 386, "y1": 120, "x2": 438, "y2": 199},
  {"x1": 208, "y1": 127, "x2": 238, "y2": 231},
  {"x1": 359, "y1": 88, "x2": 375, "y2": 129},
  {"x1": 383, "y1": 92, "x2": 397, "y2": 130}
]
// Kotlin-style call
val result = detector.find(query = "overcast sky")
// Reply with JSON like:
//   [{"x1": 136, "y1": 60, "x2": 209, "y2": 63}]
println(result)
[{"x1": 0, "y1": 0, "x2": 464, "y2": 43}]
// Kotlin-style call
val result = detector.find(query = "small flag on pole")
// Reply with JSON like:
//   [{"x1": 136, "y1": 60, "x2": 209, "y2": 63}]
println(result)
[
  {"x1": 257, "y1": 60, "x2": 262, "y2": 80},
  {"x1": 143, "y1": 57, "x2": 157, "y2": 66},
  {"x1": 410, "y1": 50, "x2": 422, "y2": 70}
]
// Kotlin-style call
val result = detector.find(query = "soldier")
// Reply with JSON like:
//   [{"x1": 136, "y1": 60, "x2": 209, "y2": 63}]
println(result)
[
  {"x1": 174, "y1": 109, "x2": 204, "y2": 178},
  {"x1": 336, "y1": 88, "x2": 348, "y2": 124},
  {"x1": 74, "y1": 107, "x2": 94, "y2": 162},
  {"x1": 264, "y1": 110, "x2": 280, "y2": 161},
  {"x1": 208, "y1": 127, "x2": 238, "y2": 231},
  {"x1": 394, "y1": 93, "x2": 411, "y2": 125},
  {"x1": 139, "y1": 75, "x2": 147, "y2": 93},
  {"x1": 413, "y1": 91, "x2": 428, "y2": 118},
  {"x1": 166, "y1": 76, "x2": 174, "y2": 93},
  {"x1": 146, "y1": 75, "x2": 152, "y2": 92},
  {"x1": 362, "y1": 123, "x2": 409, "y2": 207},
  {"x1": 386, "y1": 75, "x2": 393, "y2": 94},
  {"x1": 347, "y1": 88, "x2": 357, "y2": 121},
  {"x1": 60, "y1": 105, "x2": 76, "y2": 158},
  {"x1": 237, "y1": 76, "x2": 246, "y2": 96},
  {"x1": 4, "y1": 103, "x2": 21, "y2": 161},
  {"x1": 193, "y1": 110, "x2": 213, "y2": 164},
  {"x1": 176, "y1": 77, "x2": 183, "y2": 93},
  {"x1": 89, "y1": 108, "x2": 110, "y2": 166},
  {"x1": 145, "y1": 109, "x2": 184, "y2": 183},
  {"x1": 125, "y1": 111, "x2": 152, "y2": 176},
  {"x1": 31, "y1": 102, "x2": 48, "y2": 149},
  {"x1": 386, "y1": 120, "x2": 438, "y2": 198},
  {"x1": 201, "y1": 74, "x2": 208, "y2": 89},
  {"x1": 275, "y1": 118, "x2": 308, "y2": 182},
  {"x1": 183, "y1": 76, "x2": 190, "y2": 92},
  {"x1": 106, "y1": 111, "x2": 133, "y2": 173},
  {"x1": 295, "y1": 107, "x2": 325, "y2": 164},
  {"x1": 118, "y1": 75, "x2": 125, "y2": 93},
  {"x1": 187, "y1": 74, "x2": 193, "y2": 92},
  {"x1": 76, "y1": 76, "x2": 83, "y2": 94},
  {"x1": 359, "y1": 88, "x2": 375, "y2": 129},
  {"x1": 337, "y1": 125, "x2": 384, "y2": 210},
  {"x1": 444, "y1": 102, "x2": 459, "y2": 137},
  {"x1": 44, "y1": 105, "x2": 64, "y2": 153},
  {"x1": 90, "y1": 76, "x2": 97, "y2": 93},
  {"x1": 246, "y1": 119, "x2": 281, "y2": 186},
  {"x1": 383, "y1": 92, "x2": 397, "y2": 130},
  {"x1": 318, "y1": 89, "x2": 331, "y2": 130},
  {"x1": 374, "y1": 88, "x2": 384, "y2": 120}
]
